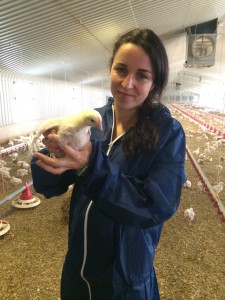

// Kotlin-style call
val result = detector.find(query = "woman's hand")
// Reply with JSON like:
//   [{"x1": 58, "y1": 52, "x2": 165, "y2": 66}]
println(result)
[
  {"x1": 41, "y1": 128, "x2": 63, "y2": 156},
  {"x1": 33, "y1": 134, "x2": 93, "y2": 175}
]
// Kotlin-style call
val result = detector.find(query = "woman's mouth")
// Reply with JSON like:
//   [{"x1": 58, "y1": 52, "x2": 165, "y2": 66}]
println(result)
[{"x1": 118, "y1": 91, "x2": 133, "y2": 97}]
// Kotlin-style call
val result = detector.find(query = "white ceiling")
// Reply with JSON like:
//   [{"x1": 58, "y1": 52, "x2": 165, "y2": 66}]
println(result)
[{"x1": 1, "y1": 0, "x2": 225, "y2": 91}]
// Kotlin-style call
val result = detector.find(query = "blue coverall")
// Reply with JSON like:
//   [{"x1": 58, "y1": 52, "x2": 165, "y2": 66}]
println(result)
[{"x1": 31, "y1": 99, "x2": 186, "y2": 300}]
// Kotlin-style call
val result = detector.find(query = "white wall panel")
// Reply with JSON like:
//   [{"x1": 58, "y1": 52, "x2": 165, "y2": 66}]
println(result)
[
  {"x1": 0, "y1": 70, "x2": 110, "y2": 143},
  {"x1": 0, "y1": 70, "x2": 109, "y2": 122},
  {"x1": 0, "y1": 74, "x2": 13, "y2": 126}
]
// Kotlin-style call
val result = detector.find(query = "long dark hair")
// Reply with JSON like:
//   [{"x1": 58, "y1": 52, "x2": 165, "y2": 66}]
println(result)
[{"x1": 110, "y1": 28, "x2": 169, "y2": 157}]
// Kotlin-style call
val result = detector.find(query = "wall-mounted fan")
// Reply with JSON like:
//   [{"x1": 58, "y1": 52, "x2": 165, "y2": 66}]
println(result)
[
  {"x1": 184, "y1": 18, "x2": 218, "y2": 68},
  {"x1": 184, "y1": 33, "x2": 217, "y2": 67},
  {"x1": 192, "y1": 35, "x2": 215, "y2": 59}
]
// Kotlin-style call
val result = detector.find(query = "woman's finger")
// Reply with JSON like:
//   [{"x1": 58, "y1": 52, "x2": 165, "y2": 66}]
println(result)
[
  {"x1": 35, "y1": 159, "x2": 67, "y2": 174},
  {"x1": 33, "y1": 152, "x2": 65, "y2": 167},
  {"x1": 33, "y1": 150, "x2": 80, "y2": 170}
]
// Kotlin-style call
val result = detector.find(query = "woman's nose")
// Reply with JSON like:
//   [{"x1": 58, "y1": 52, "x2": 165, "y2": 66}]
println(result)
[{"x1": 121, "y1": 75, "x2": 134, "y2": 89}]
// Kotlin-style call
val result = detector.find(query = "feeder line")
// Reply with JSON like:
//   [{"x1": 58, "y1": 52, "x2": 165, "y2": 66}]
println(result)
[
  {"x1": 186, "y1": 146, "x2": 225, "y2": 219},
  {"x1": 0, "y1": 142, "x2": 28, "y2": 157},
  {"x1": 171, "y1": 104, "x2": 225, "y2": 138}
]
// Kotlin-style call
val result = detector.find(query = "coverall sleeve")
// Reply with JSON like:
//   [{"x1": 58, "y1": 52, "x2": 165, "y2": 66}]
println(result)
[
  {"x1": 81, "y1": 118, "x2": 187, "y2": 228},
  {"x1": 30, "y1": 148, "x2": 76, "y2": 198}
]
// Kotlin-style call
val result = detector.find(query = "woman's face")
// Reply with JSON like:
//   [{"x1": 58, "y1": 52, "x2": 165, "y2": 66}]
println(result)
[{"x1": 110, "y1": 43, "x2": 154, "y2": 111}]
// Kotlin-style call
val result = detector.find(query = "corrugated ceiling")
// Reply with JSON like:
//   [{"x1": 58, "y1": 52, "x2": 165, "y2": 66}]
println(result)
[{"x1": 1, "y1": 0, "x2": 225, "y2": 87}]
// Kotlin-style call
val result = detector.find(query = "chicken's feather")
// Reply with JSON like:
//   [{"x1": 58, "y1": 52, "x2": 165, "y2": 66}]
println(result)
[{"x1": 30, "y1": 109, "x2": 102, "y2": 154}]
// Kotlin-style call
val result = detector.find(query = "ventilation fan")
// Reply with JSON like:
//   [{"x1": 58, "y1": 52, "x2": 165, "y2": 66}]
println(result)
[
  {"x1": 184, "y1": 33, "x2": 217, "y2": 67},
  {"x1": 192, "y1": 35, "x2": 215, "y2": 59},
  {"x1": 184, "y1": 18, "x2": 217, "y2": 68}
]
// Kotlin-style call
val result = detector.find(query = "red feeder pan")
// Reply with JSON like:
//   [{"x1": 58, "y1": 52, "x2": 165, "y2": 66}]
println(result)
[{"x1": 12, "y1": 182, "x2": 41, "y2": 209}]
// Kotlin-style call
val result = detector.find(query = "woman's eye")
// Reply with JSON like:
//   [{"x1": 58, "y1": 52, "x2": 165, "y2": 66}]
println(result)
[
  {"x1": 115, "y1": 67, "x2": 126, "y2": 75},
  {"x1": 136, "y1": 72, "x2": 150, "y2": 81},
  {"x1": 138, "y1": 74, "x2": 146, "y2": 79}
]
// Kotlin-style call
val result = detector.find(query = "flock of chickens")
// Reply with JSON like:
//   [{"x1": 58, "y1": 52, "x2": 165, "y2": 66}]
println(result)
[
  {"x1": 172, "y1": 104, "x2": 225, "y2": 225},
  {"x1": 0, "y1": 142, "x2": 31, "y2": 192},
  {"x1": 0, "y1": 109, "x2": 102, "y2": 196}
]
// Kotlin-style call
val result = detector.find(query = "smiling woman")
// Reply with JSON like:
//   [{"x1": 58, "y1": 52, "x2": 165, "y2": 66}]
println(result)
[
  {"x1": 31, "y1": 28, "x2": 186, "y2": 300},
  {"x1": 1, "y1": 1, "x2": 225, "y2": 299},
  {"x1": 110, "y1": 43, "x2": 154, "y2": 111}
]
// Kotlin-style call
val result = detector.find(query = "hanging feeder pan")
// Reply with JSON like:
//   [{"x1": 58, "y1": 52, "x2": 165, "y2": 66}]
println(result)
[
  {"x1": 12, "y1": 182, "x2": 41, "y2": 209},
  {"x1": 12, "y1": 197, "x2": 41, "y2": 209},
  {"x1": 0, "y1": 220, "x2": 10, "y2": 237}
]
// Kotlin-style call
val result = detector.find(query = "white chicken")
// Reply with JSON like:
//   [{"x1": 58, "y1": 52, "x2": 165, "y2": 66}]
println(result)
[
  {"x1": 17, "y1": 168, "x2": 29, "y2": 178},
  {"x1": 9, "y1": 152, "x2": 18, "y2": 161},
  {"x1": 31, "y1": 109, "x2": 103, "y2": 155},
  {"x1": 215, "y1": 165, "x2": 223, "y2": 173},
  {"x1": 0, "y1": 167, "x2": 11, "y2": 179},
  {"x1": 8, "y1": 140, "x2": 14, "y2": 146},
  {"x1": 193, "y1": 148, "x2": 200, "y2": 155},
  {"x1": 184, "y1": 207, "x2": 195, "y2": 224},
  {"x1": 0, "y1": 159, "x2": 7, "y2": 167},
  {"x1": 213, "y1": 182, "x2": 224, "y2": 197},
  {"x1": 183, "y1": 180, "x2": 191, "y2": 188},
  {"x1": 20, "y1": 161, "x2": 30, "y2": 170},
  {"x1": 10, "y1": 176, "x2": 22, "y2": 186}
]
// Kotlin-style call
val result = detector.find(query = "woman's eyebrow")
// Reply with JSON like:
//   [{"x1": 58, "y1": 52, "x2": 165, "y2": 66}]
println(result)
[{"x1": 138, "y1": 69, "x2": 152, "y2": 74}]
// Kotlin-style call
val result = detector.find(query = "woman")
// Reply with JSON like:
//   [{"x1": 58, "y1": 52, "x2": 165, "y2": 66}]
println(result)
[{"x1": 31, "y1": 28, "x2": 186, "y2": 300}]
